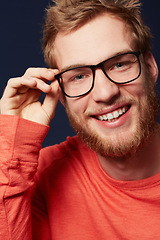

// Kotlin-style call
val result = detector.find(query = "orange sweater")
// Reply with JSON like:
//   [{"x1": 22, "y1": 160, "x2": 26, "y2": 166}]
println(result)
[{"x1": 1, "y1": 115, "x2": 160, "y2": 239}]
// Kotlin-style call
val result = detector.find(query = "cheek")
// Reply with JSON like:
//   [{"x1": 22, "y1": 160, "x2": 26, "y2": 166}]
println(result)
[
  {"x1": 66, "y1": 96, "x2": 89, "y2": 117},
  {"x1": 123, "y1": 79, "x2": 146, "y2": 99},
  {"x1": 121, "y1": 80, "x2": 149, "y2": 119}
]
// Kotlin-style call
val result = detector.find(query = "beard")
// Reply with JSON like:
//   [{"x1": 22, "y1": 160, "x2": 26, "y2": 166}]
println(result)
[{"x1": 65, "y1": 77, "x2": 159, "y2": 159}]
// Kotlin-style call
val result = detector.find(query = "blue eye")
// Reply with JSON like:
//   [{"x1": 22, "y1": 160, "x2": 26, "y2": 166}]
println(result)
[
  {"x1": 115, "y1": 62, "x2": 125, "y2": 68},
  {"x1": 69, "y1": 71, "x2": 91, "y2": 82},
  {"x1": 74, "y1": 74, "x2": 85, "y2": 80},
  {"x1": 111, "y1": 61, "x2": 131, "y2": 72}
]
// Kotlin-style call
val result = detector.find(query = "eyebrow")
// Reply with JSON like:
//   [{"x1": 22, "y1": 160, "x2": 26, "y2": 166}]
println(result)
[
  {"x1": 60, "y1": 49, "x2": 134, "y2": 72},
  {"x1": 61, "y1": 63, "x2": 87, "y2": 72}
]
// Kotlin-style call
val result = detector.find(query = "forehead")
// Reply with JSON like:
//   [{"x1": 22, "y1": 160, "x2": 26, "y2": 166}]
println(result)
[{"x1": 54, "y1": 13, "x2": 135, "y2": 70}]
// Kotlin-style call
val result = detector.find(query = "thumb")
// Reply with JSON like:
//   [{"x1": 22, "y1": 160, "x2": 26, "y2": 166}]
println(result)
[{"x1": 42, "y1": 80, "x2": 60, "y2": 123}]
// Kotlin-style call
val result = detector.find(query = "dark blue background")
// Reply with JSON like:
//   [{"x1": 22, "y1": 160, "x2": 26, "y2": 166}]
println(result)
[{"x1": 0, "y1": 0, "x2": 160, "y2": 147}]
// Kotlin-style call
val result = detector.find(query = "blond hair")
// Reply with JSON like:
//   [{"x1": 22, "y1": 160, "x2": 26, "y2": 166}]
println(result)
[{"x1": 43, "y1": 0, "x2": 151, "y2": 67}]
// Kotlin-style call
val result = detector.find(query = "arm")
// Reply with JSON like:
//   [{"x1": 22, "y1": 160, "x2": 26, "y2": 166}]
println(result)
[
  {"x1": 0, "y1": 68, "x2": 59, "y2": 239},
  {"x1": 0, "y1": 115, "x2": 49, "y2": 239}
]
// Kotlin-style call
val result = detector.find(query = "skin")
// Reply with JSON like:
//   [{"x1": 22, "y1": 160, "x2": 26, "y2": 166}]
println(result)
[
  {"x1": 0, "y1": 68, "x2": 60, "y2": 125},
  {"x1": 0, "y1": 13, "x2": 160, "y2": 181},
  {"x1": 54, "y1": 13, "x2": 160, "y2": 180}
]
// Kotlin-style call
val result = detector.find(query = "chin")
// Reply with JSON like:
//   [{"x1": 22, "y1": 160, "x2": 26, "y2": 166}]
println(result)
[{"x1": 68, "y1": 108, "x2": 157, "y2": 159}]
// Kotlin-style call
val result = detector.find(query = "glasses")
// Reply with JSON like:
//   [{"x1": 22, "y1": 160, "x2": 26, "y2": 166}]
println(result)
[{"x1": 55, "y1": 51, "x2": 142, "y2": 98}]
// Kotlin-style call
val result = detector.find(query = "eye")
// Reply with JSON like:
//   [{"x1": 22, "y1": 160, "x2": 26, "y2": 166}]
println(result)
[
  {"x1": 74, "y1": 74, "x2": 86, "y2": 81},
  {"x1": 114, "y1": 62, "x2": 128, "y2": 70},
  {"x1": 115, "y1": 62, "x2": 124, "y2": 68},
  {"x1": 66, "y1": 69, "x2": 92, "y2": 83}
]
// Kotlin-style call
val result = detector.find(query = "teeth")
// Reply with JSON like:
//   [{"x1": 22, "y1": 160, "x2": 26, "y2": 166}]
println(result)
[
  {"x1": 97, "y1": 106, "x2": 128, "y2": 121},
  {"x1": 99, "y1": 116, "x2": 104, "y2": 121},
  {"x1": 119, "y1": 109, "x2": 122, "y2": 115},
  {"x1": 122, "y1": 107, "x2": 126, "y2": 113},
  {"x1": 107, "y1": 113, "x2": 113, "y2": 120},
  {"x1": 103, "y1": 115, "x2": 108, "y2": 120},
  {"x1": 113, "y1": 111, "x2": 119, "y2": 118}
]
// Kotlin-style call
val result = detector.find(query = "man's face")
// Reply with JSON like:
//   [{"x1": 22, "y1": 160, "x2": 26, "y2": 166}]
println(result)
[{"x1": 54, "y1": 13, "x2": 158, "y2": 158}]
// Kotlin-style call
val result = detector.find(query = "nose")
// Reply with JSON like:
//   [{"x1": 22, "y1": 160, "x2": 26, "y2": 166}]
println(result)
[{"x1": 91, "y1": 69, "x2": 120, "y2": 103}]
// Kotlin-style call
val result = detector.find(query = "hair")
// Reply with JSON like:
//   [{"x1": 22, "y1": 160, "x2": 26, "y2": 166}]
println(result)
[{"x1": 42, "y1": 0, "x2": 151, "y2": 68}]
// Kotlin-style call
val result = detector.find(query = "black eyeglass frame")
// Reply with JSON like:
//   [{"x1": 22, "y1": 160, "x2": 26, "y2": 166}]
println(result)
[{"x1": 54, "y1": 51, "x2": 142, "y2": 98}]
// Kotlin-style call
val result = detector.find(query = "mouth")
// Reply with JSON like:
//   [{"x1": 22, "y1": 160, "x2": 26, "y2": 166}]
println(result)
[{"x1": 95, "y1": 105, "x2": 130, "y2": 122}]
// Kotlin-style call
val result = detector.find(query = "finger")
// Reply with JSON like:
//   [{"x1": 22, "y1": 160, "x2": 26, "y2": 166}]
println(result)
[
  {"x1": 2, "y1": 77, "x2": 38, "y2": 98},
  {"x1": 41, "y1": 80, "x2": 60, "y2": 121},
  {"x1": 3, "y1": 68, "x2": 59, "y2": 99},
  {"x1": 16, "y1": 77, "x2": 52, "y2": 94},
  {"x1": 24, "y1": 67, "x2": 59, "y2": 81},
  {"x1": 5, "y1": 89, "x2": 41, "y2": 110},
  {"x1": 3, "y1": 76, "x2": 51, "y2": 99}
]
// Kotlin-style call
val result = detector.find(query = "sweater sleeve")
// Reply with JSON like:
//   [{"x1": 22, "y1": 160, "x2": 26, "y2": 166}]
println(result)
[{"x1": 0, "y1": 115, "x2": 49, "y2": 240}]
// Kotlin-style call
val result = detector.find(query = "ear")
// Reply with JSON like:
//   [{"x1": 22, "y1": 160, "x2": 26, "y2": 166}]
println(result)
[{"x1": 144, "y1": 51, "x2": 158, "y2": 84}]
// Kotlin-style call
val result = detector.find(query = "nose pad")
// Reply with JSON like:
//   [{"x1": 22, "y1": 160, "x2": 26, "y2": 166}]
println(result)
[{"x1": 91, "y1": 69, "x2": 120, "y2": 102}]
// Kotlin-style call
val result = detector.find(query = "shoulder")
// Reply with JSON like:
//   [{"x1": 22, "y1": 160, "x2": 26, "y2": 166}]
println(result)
[
  {"x1": 38, "y1": 135, "x2": 89, "y2": 174},
  {"x1": 34, "y1": 136, "x2": 98, "y2": 195}
]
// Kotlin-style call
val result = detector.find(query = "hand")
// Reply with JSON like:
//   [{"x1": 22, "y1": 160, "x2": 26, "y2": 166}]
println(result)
[{"x1": 0, "y1": 67, "x2": 60, "y2": 125}]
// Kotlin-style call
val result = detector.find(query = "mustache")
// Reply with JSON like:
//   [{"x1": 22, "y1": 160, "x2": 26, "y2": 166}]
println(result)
[{"x1": 85, "y1": 96, "x2": 136, "y2": 116}]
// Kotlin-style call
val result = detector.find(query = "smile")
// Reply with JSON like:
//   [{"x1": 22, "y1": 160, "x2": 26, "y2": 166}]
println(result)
[{"x1": 97, "y1": 106, "x2": 130, "y2": 122}]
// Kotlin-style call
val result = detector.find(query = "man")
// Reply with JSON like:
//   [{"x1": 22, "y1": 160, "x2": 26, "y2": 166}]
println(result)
[{"x1": 0, "y1": 0, "x2": 160, "y2": 239}]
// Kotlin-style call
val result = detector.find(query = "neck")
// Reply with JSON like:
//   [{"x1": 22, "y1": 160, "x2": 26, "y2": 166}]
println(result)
[{"x1": 97, "y1": 127, "x2": 160, "y2": 181}]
